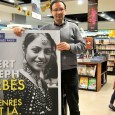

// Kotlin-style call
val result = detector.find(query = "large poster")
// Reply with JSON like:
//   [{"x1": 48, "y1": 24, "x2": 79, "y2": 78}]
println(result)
[{"x1": 0, "y1": 30, "x2": 61, "y2": 115}]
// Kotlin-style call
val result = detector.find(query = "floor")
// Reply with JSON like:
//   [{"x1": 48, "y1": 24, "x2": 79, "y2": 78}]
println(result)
[{"x1": 67, "y1": 75, "x2": 115, "y2": 115}]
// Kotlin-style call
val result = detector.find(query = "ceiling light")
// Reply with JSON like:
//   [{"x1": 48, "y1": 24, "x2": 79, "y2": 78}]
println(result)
[
  {"x1": 106, "y1": 17, "x2": 111, "y2": 20},
  {"x1": 100, "y1": 13, "x2": 105, "y2": 17},
  {"x1": 9, "y1": 0, "x2": 15, "y2": 3},
  {"x1": 77, "y1": 0, "x2": 83, "y2": 5},
  {"x1": 22, "y1": 7, "x2": 27, "y2": 11},
  {"x1": 2, "y1": 0, "x2": 15, "y2": 3},
  {"x1": 99, "y1": 12, "x2": 114, "y2": 22},
  {"x1": 110, "y1": 19, "x2": 114, "y2": 21}
]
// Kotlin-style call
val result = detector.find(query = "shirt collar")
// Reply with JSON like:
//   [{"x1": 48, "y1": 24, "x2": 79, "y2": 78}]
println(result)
[{"x1": 54, "y1": 20, "x2": 67, "y2": 26}]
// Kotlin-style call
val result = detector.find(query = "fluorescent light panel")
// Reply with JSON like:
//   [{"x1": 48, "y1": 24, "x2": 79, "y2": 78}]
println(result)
[{"x1": 99, "y1": 12, "x2": 115, "y2": 22}]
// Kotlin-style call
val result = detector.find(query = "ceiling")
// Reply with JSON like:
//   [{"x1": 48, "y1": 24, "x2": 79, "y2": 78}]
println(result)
[
  {"x1": 0, "y1": 0, "x2": 115, "y2": 30},
  {"x1": 65, "y1": 11, "x2": 115, "y2": 22},
  {"x1": 1, "y1": 0, "x2": 114, "y2": 23},
  {"x1": 0, "y1": 0, "x2": 31, "y2": 5}
]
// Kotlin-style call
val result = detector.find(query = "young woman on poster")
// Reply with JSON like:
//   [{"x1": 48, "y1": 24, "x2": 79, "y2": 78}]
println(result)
[{"x1": 3, "y1": 33, "x2": 58, "y2": 115}]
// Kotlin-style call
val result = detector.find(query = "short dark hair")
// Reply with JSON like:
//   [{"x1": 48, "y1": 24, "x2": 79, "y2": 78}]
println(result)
[{"x1": 50, "y1": 0, "x2": 66, "y2": 11}]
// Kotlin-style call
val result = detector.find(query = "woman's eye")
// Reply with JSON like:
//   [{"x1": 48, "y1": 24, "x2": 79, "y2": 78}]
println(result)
[
  {"x1": 32, "y1": 48, "x2": 40, "y2": 53},
  {"x1": 44, "y1": 49, "x2": 51, "y2": 55}
]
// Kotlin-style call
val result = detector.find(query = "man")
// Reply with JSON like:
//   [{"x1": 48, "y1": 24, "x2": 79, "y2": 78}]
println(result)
[{"x1": 13, "y1": 1, "x2": 85, "y2": 115}]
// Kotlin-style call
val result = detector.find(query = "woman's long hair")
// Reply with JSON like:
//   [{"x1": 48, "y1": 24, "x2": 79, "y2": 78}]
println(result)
[{"x1": 23, "y1": 33, "x2": 58, "y2": 80}]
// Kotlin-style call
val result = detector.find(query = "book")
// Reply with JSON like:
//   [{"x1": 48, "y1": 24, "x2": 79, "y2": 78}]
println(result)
[
  {"x1": 79, "y1": 77, "x2": 88, "y2": 89},
  {"x1": 77, "y1": 64, "x2": 87, "y2": 75},
  {"x1": 86, "y1": 65, "x2": 96, "y2": 77},
  {"x1": 78, "y1": 64, "x2": 96, "y2": 77},
  {"x1": 88, "y1": 78, "x2": 96, "y2": 90},
  {"x1": 99, "y1": 39, "x2": 104, "y2": 44},
  {"x1": 86, "y1": 37, "x2": 93, "y2": 49}
]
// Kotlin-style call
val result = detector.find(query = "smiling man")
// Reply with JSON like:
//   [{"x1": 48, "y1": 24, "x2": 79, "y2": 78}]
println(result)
[{"x1": 41, "y1": 1, "x2": 86, "y2": 115}]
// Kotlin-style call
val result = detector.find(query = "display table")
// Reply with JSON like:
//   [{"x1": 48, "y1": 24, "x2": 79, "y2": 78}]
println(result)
[{"x1": 78, "y1": 60, "x2": 107, "y2": 92}]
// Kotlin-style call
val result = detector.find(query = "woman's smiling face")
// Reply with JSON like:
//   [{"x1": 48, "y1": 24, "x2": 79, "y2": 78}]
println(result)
[{"x1": 25, "y1": 34, "x2": 52, "y2": 71}]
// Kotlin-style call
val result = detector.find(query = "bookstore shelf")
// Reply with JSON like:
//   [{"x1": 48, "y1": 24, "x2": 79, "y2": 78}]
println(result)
[
  {"x1": 83, "y1": 29, "x2": 115, "y2": 75},
  {"x1": 78, "y1": 60, "x2": 107, "y2": 92},
  {"x1": 95, "y1": 37, "x2": 115, "y2": 75}
]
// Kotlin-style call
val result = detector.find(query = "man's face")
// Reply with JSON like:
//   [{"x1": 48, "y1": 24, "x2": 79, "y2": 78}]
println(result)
[{"x1": 51, "y1": 2, "x2": 66, "y2": 23}]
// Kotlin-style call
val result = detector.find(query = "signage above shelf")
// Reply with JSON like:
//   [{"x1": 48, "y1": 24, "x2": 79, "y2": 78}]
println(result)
[{"x1": 83, "y1": 29, "x2": 115, "y2": 38}]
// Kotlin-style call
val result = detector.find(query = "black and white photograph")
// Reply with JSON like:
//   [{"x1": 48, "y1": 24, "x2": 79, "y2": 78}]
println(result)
[{"x1": 0, "y1": 30, "x2": 61, "y2": 115}]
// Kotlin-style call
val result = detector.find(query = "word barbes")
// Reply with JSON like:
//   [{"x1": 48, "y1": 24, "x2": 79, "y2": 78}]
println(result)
[{"x1": 0, "y1": 79, "x2": 25, "y2": 90}]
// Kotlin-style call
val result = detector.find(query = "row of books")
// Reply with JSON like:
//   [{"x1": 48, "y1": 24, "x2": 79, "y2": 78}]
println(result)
[
  {"x1": 96, "y1": 50, "x2": 115, "y2": 55},
  {"x1": 96, "y1": 45, "x2": 115, "y2": 50},
  {"x1": 95, "y1": 39, "x2": 115, "y2": 44},
  {"x1": 108, "y1": 67, "x2": 114, "y2": 71},
  {"x1": 107, "y1": 61, "x2": 114, "y2": 66},
  {"x1": 77, "y1": 65, "x2": 96, "y2": 77},
  {"x1": 79, "y1": 77, "x2": 96, "y2": 90}
]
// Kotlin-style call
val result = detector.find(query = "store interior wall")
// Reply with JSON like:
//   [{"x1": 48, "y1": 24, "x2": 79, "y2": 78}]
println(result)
[
  {"x1": 12, "y1": 14, "x2": 26, "y2": 24},
  {"x1": 0, "y1": 0, "x2": 114, "y2": 29}
]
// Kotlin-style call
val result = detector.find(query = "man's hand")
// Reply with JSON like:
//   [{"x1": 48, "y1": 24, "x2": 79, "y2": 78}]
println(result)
[
  {"x1": 13, "y1": 27, "x2": 25, "y2": 36},
  {"x1": 57, "y1": 42, "x2": 71, "y2": 51}
]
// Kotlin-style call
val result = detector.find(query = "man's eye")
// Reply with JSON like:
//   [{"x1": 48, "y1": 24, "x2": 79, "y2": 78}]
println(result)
[{"x1": 44, "y1": 49, "x2": 51, "y2": 55}]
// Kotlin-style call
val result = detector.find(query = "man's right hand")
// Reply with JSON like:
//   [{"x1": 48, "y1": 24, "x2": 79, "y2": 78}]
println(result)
[{"x1": 13, "y1": 27, "x2": 25, "y2": 36}]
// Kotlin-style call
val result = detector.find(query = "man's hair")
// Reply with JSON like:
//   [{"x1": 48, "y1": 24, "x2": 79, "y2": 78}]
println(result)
[{"x1": 50, "y1": 0, "x2": 66, "y2": 11}]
